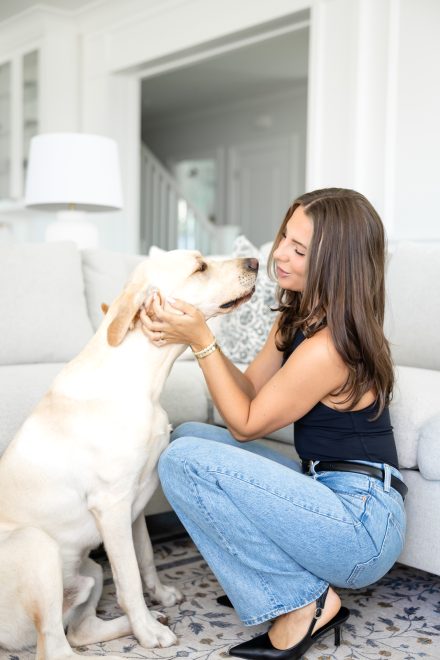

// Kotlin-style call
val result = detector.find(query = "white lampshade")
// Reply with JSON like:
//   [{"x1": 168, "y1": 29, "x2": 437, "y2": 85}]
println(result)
[{"x1": 25, "y1": 133, "x2": 123, "y2": 211}]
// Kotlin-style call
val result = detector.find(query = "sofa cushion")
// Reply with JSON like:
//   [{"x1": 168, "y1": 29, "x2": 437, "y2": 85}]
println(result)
[
  {"x1": 0, "y1": 242, "x2": 93, "y2": 364},
  {"x1": 0, "y1": 362, "x2": 65, "y2": 455},
  {"x1": 385, "y1": 242, "x2": 440, "y2": 370},
  {"x1": 81, "y1": 248, "x2": 144, "y2": 331},
  {"x1": 417, "y1": 414, "x2": 440, "y2": 480},
  {"x1": 390, "y1": 365, "x2": 440, "y2": 469}
]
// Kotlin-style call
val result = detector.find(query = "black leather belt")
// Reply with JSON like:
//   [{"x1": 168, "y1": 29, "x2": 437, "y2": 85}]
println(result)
[{"x1": 302, "y1": 460, "x2": 408, "y2": 501}]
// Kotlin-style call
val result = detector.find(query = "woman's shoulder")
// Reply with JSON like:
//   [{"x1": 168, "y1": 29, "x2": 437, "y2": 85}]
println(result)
[
  {"x1": 284, "y1": 326, "x2": 347, "y2": 381},
  {"x1": 301, "y1": 326, "x2": 342, "y2": 363},
  {"x1": 302, "y1": 327, "x2": 377, "y2": 410}
]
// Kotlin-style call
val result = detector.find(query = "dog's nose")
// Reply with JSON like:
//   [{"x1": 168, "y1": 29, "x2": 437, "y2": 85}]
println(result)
[{"x1": 245, "y1": 257, "x2": 259, "y2": 272}]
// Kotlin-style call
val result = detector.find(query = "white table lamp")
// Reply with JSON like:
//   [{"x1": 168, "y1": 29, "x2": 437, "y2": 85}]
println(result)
[{"x1": 25, "y1": 133, "x2": 123, "y2": 248}]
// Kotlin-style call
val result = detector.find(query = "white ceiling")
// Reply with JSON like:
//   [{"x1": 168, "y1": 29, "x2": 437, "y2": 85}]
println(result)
[
  {"x1": 0, "y1": 0, "x2": 92, "y2": 22},
  {"x1": 142, "y1": 27, "x2": 309, "y2": 124}
]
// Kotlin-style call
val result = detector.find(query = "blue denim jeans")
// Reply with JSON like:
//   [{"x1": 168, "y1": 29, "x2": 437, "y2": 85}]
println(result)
[{"x1": 158, "y1": 422, "x2": 406, "y2": 626}]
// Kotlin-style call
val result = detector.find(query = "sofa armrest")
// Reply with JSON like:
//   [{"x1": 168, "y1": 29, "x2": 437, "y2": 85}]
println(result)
[
  {"x1": 390, "y1": 365, "x2": 440, "y2": 469},
  {"x1": 418, "y1": 414, "x2": 440, "y2": 480}
]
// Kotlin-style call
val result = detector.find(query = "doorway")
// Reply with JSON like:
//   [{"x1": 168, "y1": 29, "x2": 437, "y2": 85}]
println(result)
[{"x1": 140, "y1": 12, "x2": 309, "y2": 252}]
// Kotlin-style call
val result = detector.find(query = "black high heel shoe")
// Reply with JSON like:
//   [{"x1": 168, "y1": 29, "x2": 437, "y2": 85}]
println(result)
[
  {"x1": 217, "y1": 594, "x2": 234, "y2": 608},
  {"x1": 228, "y1": 586, "x2": 350, "y2": 659}
]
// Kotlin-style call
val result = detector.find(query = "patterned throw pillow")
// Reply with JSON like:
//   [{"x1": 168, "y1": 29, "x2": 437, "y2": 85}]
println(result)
[{"x1": 217, "y1": 235, "x2": 277, "y2": 364}]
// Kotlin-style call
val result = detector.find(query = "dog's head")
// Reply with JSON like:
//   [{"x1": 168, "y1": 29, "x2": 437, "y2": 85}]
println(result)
[{"x1": 107, "y1": 250, "x2": 258, "y2": 346}]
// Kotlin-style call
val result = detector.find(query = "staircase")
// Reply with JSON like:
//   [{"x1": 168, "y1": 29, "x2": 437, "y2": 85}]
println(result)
[{"x1": 140, "y1": 143, "x2": 219, "y2": 254}]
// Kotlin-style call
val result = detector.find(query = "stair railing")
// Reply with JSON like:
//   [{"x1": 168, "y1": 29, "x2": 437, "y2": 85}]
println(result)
[{"x1": 140, "y1": 143, "x2": 217, "y2": 254}]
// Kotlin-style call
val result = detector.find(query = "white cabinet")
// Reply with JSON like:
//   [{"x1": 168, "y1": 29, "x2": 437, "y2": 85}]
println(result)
[{"x1": 0, "y1": 49, "x2": 39, "y2": 203}]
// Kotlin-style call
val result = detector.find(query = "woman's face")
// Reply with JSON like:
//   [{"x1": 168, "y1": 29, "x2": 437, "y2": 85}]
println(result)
[{"x1": 273, "y1": 205, "x2": 313, "y2": 292}]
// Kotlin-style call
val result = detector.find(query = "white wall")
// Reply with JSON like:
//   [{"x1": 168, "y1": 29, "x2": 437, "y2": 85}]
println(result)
[
  {"x1": 307, "y1": 0, "x2": 440, "y2": 242},
  {"x1": 307, "y1": 0, "x2": 394, "y2": 225},
  {"x1": 392, "y1": 0, "x2": 440, "y2": 240}
]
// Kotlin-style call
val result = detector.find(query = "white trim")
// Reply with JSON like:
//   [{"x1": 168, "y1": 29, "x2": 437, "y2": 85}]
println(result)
[
  {"x1": 0, "y1": 41, "x2": 42, "y2": 67},
  {"x1": 0, "y1": 8, "x2": 50, "y2": 54},
  {"x1": 0, "y1": 4, "x2": 74, "y2": 28},
  {"x1": 384, "y1": 0, "x2": 400, "y2": 238},
  {"x1": 305, "y1": 1, "x2": 323, "y2": 189},
  {"x1": 10, "y1": 56, "x2": 23, "y2": 199},
  {"x1": 134, "y1": 19, "x2": 310, "y2": 81},
  {"x1": 77, "y1": 0, "x2": 192, "y2": 38},
  {"x1": 106, "y1": 0, "x2": 311, "y2": 73},
  {"x1": 353, "y1": 0, "x2": 368, "y2": 191},
  {"x1": 289, "y1": 132, "x2": 301, "y2": 200}
]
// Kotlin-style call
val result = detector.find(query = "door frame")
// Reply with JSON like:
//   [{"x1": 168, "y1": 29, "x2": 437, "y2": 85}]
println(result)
[
  {"x1": 130, "y1": 10, "x2": 311, "y2": 251},
  {"x1": 133, "y1": 14, "x2": 310, "y2": 82}
]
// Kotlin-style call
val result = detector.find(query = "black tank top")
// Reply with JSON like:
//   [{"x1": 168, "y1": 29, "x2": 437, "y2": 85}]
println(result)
[{"x1": 283, "y1": 330, "x2": 399, "y2": 469}]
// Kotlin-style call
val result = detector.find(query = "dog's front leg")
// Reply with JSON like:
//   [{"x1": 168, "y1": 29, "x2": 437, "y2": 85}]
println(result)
[
  {"x1": 133, "y1": 513, "x2": 183, "y2": 606},
  {"x1": 91, "y1": 502, "x2": 177, "y2": 649}
]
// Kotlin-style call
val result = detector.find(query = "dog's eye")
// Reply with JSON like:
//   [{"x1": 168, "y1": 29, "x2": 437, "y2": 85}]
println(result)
[{"x1": 196, "y1": 262, "x2": 208, "y2": 273}]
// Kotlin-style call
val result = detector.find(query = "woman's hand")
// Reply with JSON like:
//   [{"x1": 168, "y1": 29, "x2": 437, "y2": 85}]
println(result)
[{"x1": 139, "y1": 293, "x2": 214, "y2": 351}]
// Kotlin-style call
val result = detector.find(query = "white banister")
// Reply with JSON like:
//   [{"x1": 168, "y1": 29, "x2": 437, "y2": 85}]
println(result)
[{"x1": 140, "y1": 143, "x2": 218, "y2": 254}]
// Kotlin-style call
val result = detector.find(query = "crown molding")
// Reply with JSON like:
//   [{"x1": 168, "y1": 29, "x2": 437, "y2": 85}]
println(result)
[{"x1": 0, "y1": 5, "x2": 77, "y2": 56}]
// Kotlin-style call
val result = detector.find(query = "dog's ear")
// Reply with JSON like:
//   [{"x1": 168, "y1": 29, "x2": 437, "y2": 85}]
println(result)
[
  {"x1": 101, "y1": 303, "x2": 109, "y2": 315},
  {"x1": 107, "y1": 286, "x2": 149, "y2": 347}
]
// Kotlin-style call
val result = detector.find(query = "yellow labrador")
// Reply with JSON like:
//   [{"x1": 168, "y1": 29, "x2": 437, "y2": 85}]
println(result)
[{"x1": 0, "y1": 250, "x2": 258, "y2": 660}]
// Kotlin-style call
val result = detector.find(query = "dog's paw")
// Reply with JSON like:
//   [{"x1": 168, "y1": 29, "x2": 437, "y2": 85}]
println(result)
[
  {"x1": 156, "y1": 623, "x2": 177, "y2": 648},
  {"x1": 154, "y1": 583, "x2": 184, "y2": 607},
  {"x1": 136, "y1": 621, "x2": 177, "y2": 648}
]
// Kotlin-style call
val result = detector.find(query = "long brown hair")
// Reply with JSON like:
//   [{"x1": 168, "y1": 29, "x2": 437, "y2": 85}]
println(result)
[{"x1": 268, "y1": 188, "x2": 394, "y2": 417}]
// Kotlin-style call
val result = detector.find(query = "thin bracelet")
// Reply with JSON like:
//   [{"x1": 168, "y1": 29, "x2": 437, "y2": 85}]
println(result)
[{"x1": 191, "y1": 338, "x2": 221, "y2": 360}]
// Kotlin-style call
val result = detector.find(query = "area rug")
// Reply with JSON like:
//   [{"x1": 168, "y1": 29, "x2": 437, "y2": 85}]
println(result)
[{"x1": 2, "y1": 531, "x2": 439, "y2": 660}]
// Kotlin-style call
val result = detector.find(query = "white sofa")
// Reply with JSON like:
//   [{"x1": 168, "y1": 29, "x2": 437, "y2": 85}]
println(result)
[{"x1": 0, "y1": 240, "x2": 439, "y2": 576}]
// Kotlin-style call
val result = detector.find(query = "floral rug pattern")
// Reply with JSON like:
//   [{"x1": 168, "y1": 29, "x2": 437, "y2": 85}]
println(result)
[{"x1": 2, "y1": 532, "x2": 440, "y2": 660}]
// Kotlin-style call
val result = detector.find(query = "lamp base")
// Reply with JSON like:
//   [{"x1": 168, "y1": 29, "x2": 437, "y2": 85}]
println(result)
[{"x1": 45, "y1": 210, "x2": 99, "y2": 249}]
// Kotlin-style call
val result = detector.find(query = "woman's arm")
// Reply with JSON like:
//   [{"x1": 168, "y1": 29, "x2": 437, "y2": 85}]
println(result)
[
  {"x1": 194, "y1": 327, "x2": 346, "y2": 440},
  {"x1": 194, "y1": 314, "x2": 284, "y2": 402},
  {"x1": 140, "y1": 297, "x2": 346, "y2": 440},
  {"x1": 212, "y1": 348, "x2": 257, "y2": 400},
  {"x1": 243, "y1": 316, "x2": 284, "y2": 394}
]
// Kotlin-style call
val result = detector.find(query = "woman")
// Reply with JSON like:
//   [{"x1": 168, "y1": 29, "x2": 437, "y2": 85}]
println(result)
[{"x1": 140, "y1": 188, "x2": 407, "y2": 660}]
